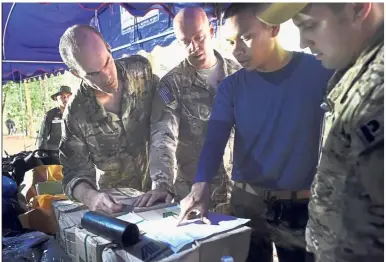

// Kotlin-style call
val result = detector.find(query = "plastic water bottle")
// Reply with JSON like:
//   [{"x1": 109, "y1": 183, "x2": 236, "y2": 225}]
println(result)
[{"x1": 221, "y1": 256, "x2": 234, "y2": 262}]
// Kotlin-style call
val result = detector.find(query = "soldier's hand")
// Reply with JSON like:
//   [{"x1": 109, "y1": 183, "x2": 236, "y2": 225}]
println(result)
[
  {"x1": 133, "y1": 188, "x2": 173, "y2": 207},
  {"x1": 86, "y1": 191, "x2": 124, "y2": 214},
  {"x1": 177, "y1": 182, "x2": 211, "y2": 226}
]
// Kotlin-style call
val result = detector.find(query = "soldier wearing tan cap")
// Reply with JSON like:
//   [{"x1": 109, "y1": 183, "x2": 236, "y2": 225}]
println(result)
[
  {"x1": 36, "y1": 85, "x2": 72, "y2": 151},
  {"x1": 256, "y1": 3, "x2": 384, "y2": 262},
  {"x1": 34, "y1": 86, "x2": 72, "y2": 184}
]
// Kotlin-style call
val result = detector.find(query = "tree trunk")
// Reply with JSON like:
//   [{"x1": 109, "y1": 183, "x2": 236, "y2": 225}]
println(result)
[
  {"x1": 41, "y1": 78, "x2": 48, "y2": 112},
  {"x1": 2, "y1": 87, "x2": 8, "y2": 116},
  {"x1": 24, "y1": 81, "x2": 34, "y2": 138}
]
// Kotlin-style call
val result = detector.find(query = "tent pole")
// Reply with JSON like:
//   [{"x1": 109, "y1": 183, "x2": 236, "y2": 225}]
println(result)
[
  {"x1": 18, "y1": 74, "x2": 27, "y2": 149},
  {"x1": 3, "y1": 60, "x2": 64, "y2": 64},
  {"x1": 24, "y1": 80, "x2": 34, "y2": 138},
  {"x1": 3, "y1": 3, "x2": 16, "y2": 60},
  {"x1": 94, "y1": 10, "x2": 101, "y2": 32},
  {"x1": 40, "y1": 77, "x2": 47, "y2": 113}
]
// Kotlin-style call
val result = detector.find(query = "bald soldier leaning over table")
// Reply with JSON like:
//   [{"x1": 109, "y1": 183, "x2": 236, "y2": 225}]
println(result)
[
  {"x1": 133, "y1": 7, "x2": 241, "y2": 209},
  {"x1": 58, "y1": 24, "x2": 159, "y2": 214}
]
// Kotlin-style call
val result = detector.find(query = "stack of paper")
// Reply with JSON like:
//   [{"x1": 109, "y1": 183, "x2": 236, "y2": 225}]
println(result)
[{"x1": 117, "y1": 206, "x2": 250, "y2": 252}]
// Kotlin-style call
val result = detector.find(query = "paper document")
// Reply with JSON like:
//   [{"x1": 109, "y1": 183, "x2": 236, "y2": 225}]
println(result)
[{"x1": 118, "y1": 207, "x2": 250, "y2": 253}]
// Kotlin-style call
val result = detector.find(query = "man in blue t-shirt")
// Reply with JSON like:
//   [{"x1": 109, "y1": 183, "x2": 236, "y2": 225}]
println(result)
[{"x1": 178, "y1": 4, "x2": 333, "y2": 262}]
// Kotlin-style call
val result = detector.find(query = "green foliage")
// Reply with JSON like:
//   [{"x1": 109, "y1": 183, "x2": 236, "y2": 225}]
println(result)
[
  {"x1": 2, "y1": 72, "x2": 80, "y2": 136},
  {"x1": 3, "y1": 82, "x2": 28, "y2": 135}
]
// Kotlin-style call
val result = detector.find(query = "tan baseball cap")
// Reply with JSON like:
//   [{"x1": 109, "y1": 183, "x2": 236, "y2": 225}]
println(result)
[{"x1": 257, "y1": 3, "x2": 308, "y2": 25}]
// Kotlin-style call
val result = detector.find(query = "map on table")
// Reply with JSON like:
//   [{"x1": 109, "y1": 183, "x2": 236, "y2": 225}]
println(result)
[{"x1": 117, "y1": 205, "x2": 250, "y2": 252}]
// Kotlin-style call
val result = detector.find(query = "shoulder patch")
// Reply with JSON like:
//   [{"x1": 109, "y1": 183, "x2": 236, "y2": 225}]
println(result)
[
  {"x1": 356, "y1": 111, "x2": 383, "y2": 150},
  {"x1": 157, "y1": 84, "x2": 178, "y2": 109}
]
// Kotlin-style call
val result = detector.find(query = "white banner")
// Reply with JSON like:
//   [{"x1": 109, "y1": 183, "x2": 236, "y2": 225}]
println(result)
[{"x1": 120, "y1": 7, "x2": 160, "y2": 35}]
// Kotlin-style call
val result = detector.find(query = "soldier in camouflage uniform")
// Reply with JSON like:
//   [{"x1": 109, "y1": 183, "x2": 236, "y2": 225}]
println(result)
[
  {"x1": 34, "y1": 85, "x2": 72, "y2": 182},
  {"x1": 36, "y1": 86, "x2": 72, "y2": 151},
  {"x1": 265, "y1": 3, "x2": 384, "y2": 261},
  {"x1": 134, "y1": 7, "x2": 241, "y2": 210},
  {"x1": 58, "y1": 25, "x2": 158, "y2": 214}
]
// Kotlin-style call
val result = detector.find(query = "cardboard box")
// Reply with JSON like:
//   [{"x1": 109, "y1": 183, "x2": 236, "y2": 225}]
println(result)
[
  {"x1": 74, "y1": 204, "x2": 179, "y2": 262},
  {"x1": 57, "y1": 210, "x2": 85, "y2": 257},
  {"x1": 54, "y1": 188, "x2": 251, "y2": 262},
  {"x1": 76, "y1": 205, "x2": 251, "y2": 262},
  {"x1": 52, "y1": 187, "x2": 143, "y2": 258},
  {"x1": 101, "y1": 226, "x2": 251, "y2": 262},
  {"x1": 18, "y1": 208, "x2": 59, "y2": 234},
  {"x1": 52, "y1": 200, "x2": 85, "y2": 226},
  {"x1": 52, "y1": 199, "x2": 87, "y2": 257},
  {"x1": 101, "y1": 235, "x2": 179, "y2": 262},
  {"x1": 75, "y1": 227, "x2": 111, "y2": 262}
]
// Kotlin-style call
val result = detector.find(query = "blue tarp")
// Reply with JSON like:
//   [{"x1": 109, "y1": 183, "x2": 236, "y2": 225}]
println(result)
[{"x1": 2, "y1": 3, "x2": 229, "y2": 84}]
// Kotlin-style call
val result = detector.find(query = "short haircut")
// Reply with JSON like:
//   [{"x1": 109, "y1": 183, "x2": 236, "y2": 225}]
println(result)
[
  {"x1": 325, "y1": 3, "x2": 347, "y2": 13},
  {"x1": 223, "y1": 3, "x2": 267, "y2": 20},
  {"x1": 303, "y1": 3, "x2": 346, "y2": 14},
  {"x1": 59, "y1": 24, "x2": 107, "y2": 71},
  {"x1": 223, "y1": 3, "x2": 271, "y2": 26}
]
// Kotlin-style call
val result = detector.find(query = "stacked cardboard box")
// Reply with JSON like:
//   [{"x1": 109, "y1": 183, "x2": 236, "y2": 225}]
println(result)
[
  {"x1": 53, "y1": 200, "x2": 87, "y2": 261},
  {"x1": 75, "y1": 205, "x2": 251, "y2": 262},
  {"x1": 53, "y1": 188, "x2": 251, "y2": 262},
  {"x1": 52, "y1": 187, "x2": 143, "y2": 261},
  {"x1": 100, "y1": 226, "x2": 251, "y2": 262}
]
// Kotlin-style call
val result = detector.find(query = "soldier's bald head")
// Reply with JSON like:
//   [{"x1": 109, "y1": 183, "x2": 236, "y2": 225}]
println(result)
[
  {"x1": 59, "y1": 25, "x2": 109, "y2": 71},
  {"x1": 59, "y1": 24, "x2": 119, "y2": 92},
  {"x1": 172, "y1": 7, "x2": 216, "y2": 69},
  {"x1": 173, "y1": 7, "x2": 210, "y2": 33}
]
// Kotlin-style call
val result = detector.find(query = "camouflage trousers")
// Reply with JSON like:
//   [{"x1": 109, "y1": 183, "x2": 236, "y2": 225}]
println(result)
[{"x1": 231, "y1": 184, "x2": 314, "y2": 262}]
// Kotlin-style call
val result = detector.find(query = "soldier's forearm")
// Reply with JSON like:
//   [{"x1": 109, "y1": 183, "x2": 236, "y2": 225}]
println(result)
[
  {"x1": 73, "y1": 181, "x2": 98, "y2": 204},
  {"x1": 149, "y1": 130, "x2": 178, "y2": 188},
  {"x1": 152, "y1": 179, "x2": 173, "y2": 189},
  {"x1": 152, "y1": 180, "x2": 175, "y2": 196}
]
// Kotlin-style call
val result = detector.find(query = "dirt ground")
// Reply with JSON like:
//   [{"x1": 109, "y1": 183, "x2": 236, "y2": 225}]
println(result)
[{"x1": 2, "y1": 135, "x2": 37, "y2": 156}]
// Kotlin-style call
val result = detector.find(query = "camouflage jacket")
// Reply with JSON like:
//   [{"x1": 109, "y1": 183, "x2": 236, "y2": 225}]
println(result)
[
  {"x1": 306, "y1": 30, "x2": 384, "y2": 261},
  {"x1": 150, "y1": 50, "x2": 241, "y2": 201},
  {"x1": 36, "y1": 107, "x2": 63, "y2": 150},
  {"x1": 60, "y1": 55, "x2": 158, "y2": 200}
]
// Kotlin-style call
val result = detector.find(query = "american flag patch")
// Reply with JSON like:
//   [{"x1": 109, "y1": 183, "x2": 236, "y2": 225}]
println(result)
[{"x1": 157, "y1": 85, "x2": 175, "y2": 105}]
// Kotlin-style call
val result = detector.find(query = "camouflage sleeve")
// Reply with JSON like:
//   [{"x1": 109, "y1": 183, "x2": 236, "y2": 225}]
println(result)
[
  {"x1": 36, "y1": 114, "x2": 49, "y2": 149},
  {"x1": 350, "y1": 73, "x2": 384, "y2": 205},
  {"x1": 149, "y1": 78, "x2": 180, "y2": 192},
  {"x1": 59, "y1": 112, "x2": 97, "y2": 201}
]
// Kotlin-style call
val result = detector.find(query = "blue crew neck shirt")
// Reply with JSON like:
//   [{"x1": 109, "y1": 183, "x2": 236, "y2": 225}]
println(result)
[{"x1": 195, "y1": 52, "x2": 334, "y2": 190}]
